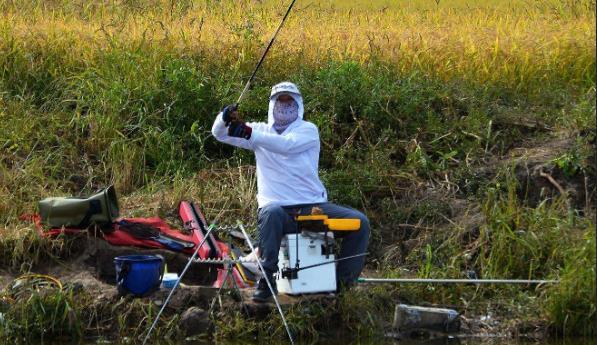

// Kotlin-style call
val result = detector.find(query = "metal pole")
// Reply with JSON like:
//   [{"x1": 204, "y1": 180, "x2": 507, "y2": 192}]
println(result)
[
  {"x1": 236, "y1": 0, "x2": 298, "y2": 105},
  {"x1": 142, "y1": 224, "x2": 216, "y2": 345},
  {"x1": 358, "y1": 278, "x2": 559, "y2": 285},
  {"x1": 238, "y1": 222, "x2": 295, "y2": 345}
]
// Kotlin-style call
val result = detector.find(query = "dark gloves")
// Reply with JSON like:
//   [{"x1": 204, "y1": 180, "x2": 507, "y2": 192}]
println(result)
[
  {"x1": 228, "y1": 120, "x2": 252, "y2": 140},
  {"x1": 222, "y1": 103, "x2": 251, "y2": 139},
  {"x1": 222, "y1": 104, "x2": 238, "y2": 126}
]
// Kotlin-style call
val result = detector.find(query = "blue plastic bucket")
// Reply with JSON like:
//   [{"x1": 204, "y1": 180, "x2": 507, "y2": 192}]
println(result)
[{"x1": 114, "y1": 255, "x2": 164, "y2": 296}]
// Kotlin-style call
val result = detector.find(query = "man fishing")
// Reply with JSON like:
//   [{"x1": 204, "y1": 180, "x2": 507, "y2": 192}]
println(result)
[{"x1": 212, "y1": 81, "x2": 370, "y2": 302}]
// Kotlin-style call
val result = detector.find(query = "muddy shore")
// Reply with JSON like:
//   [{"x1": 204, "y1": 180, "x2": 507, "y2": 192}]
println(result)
[{"x1": 0, "y1": 235, "x2": 554, "y2": 343}]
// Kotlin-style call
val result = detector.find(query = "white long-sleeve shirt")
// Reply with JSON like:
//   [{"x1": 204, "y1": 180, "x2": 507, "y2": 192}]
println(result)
[{"x1": 211, "y1": 94, "x2": 328, "y2": 208}]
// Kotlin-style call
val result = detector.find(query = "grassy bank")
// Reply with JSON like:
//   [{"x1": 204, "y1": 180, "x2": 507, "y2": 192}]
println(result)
[{"x1": 0, "y1": 0, "x2": 595, "y2": 341}]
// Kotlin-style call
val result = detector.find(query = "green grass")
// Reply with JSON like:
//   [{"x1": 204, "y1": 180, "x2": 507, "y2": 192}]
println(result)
[
  {"x1": 390, "y1": 167, "x2": 596, "y2": 336},
  {"x1": 213, "y1": 288, "x2": 392, "y2": 342},
  {"x1": 544, "y1": 226, "x2": 596, "y2": 336},
  {"x1": 0, "y1": 284, "x2": 83, "y2": 341}
]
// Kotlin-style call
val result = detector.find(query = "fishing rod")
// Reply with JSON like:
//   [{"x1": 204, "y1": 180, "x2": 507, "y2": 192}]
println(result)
[
  {"x1": 238, "y1": 222, "x2": 295, "y2": 345},
  {"x1": 142, "y1": 224, "x2": 217, "y2": 345},
  {"x1": 358, "y1": 278, "x2": 559, "y2": 285},
  {"x1": 235, "y1": 0, "x2": 298, "y2": 106},
  {"x1": 295, "y1": 252, "x2": 368, "y2": 272},
  {"x1": 280, "y1": 252, "x2": 368, "y2": 279}
]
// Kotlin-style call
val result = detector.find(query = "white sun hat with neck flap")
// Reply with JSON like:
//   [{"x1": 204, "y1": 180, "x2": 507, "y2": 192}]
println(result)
[
  {"x1": 269, "y1": 81, "x2": 301, "y2": 99},
  {"x1": 267, "y1": 81, "x2": 304, "y2": 127}
]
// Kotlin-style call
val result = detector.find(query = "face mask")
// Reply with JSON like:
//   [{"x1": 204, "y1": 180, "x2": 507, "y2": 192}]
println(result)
[{"x1": 272, "y1": 97, "x2": 298, "y2": 134}]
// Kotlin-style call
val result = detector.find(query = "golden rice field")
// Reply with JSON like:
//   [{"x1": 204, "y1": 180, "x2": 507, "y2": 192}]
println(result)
[{"x1": 1, "y1": 0, "x2": 595, "y2": 92}]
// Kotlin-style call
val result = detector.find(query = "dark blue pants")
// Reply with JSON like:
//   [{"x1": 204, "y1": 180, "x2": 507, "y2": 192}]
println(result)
[{"x1": 257, "y1": 202, "x2": 370, "y2": 285}]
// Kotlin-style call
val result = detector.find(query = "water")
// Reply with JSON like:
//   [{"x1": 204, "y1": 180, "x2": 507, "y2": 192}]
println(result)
[
  {"x1": 179, "y1": 337, "x2": 593, "y2": 345},
  {"x1": 24, "y1": 337, "x2": 595, "y2": 345},
  {"x1": 379, "y1": 339, "x2": 594, "y2": 345}
]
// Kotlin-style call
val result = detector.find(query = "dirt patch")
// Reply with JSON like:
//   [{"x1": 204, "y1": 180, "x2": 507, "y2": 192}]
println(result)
[
  {"x1": 14, "y1": 235, "x2": 217, "y2": 287},
  {"x1": 486, "y1": 136, "x2": 595, "y2": 210},
  {"x1": 376, "y1": 135, "x2": 594, "y2": 273}
]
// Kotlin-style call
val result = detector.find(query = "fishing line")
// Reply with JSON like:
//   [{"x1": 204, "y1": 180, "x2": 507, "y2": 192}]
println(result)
[{"x1": 236, "y1": 0, "x2": 298, "y2": 105}]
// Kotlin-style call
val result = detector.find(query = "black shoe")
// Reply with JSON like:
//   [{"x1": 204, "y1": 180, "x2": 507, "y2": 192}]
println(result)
[{"x1": 252, "y1": 275, "x2": 277, "y2": 303}]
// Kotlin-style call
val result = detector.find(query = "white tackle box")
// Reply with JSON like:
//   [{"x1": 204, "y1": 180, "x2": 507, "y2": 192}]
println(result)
[{"x1": 276, "y1": 232, "x2": 336, "y2": 294}]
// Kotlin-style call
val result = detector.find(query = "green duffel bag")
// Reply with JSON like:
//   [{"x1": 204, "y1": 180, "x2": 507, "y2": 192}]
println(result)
[{"x1": 38, "y1": 185, "x2": 120, "y2": 228}]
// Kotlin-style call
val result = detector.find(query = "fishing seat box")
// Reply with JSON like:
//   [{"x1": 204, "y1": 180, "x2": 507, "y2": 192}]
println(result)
[
  {"x1": 276, "y1": 232, "x2": 336, "y2": 294},
  {"x1": 275, "y1": 215, "x2": 361, "y2": 294},
  {"x1": 38, "y1": 186, "x2": 120, "y2": 228}
]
